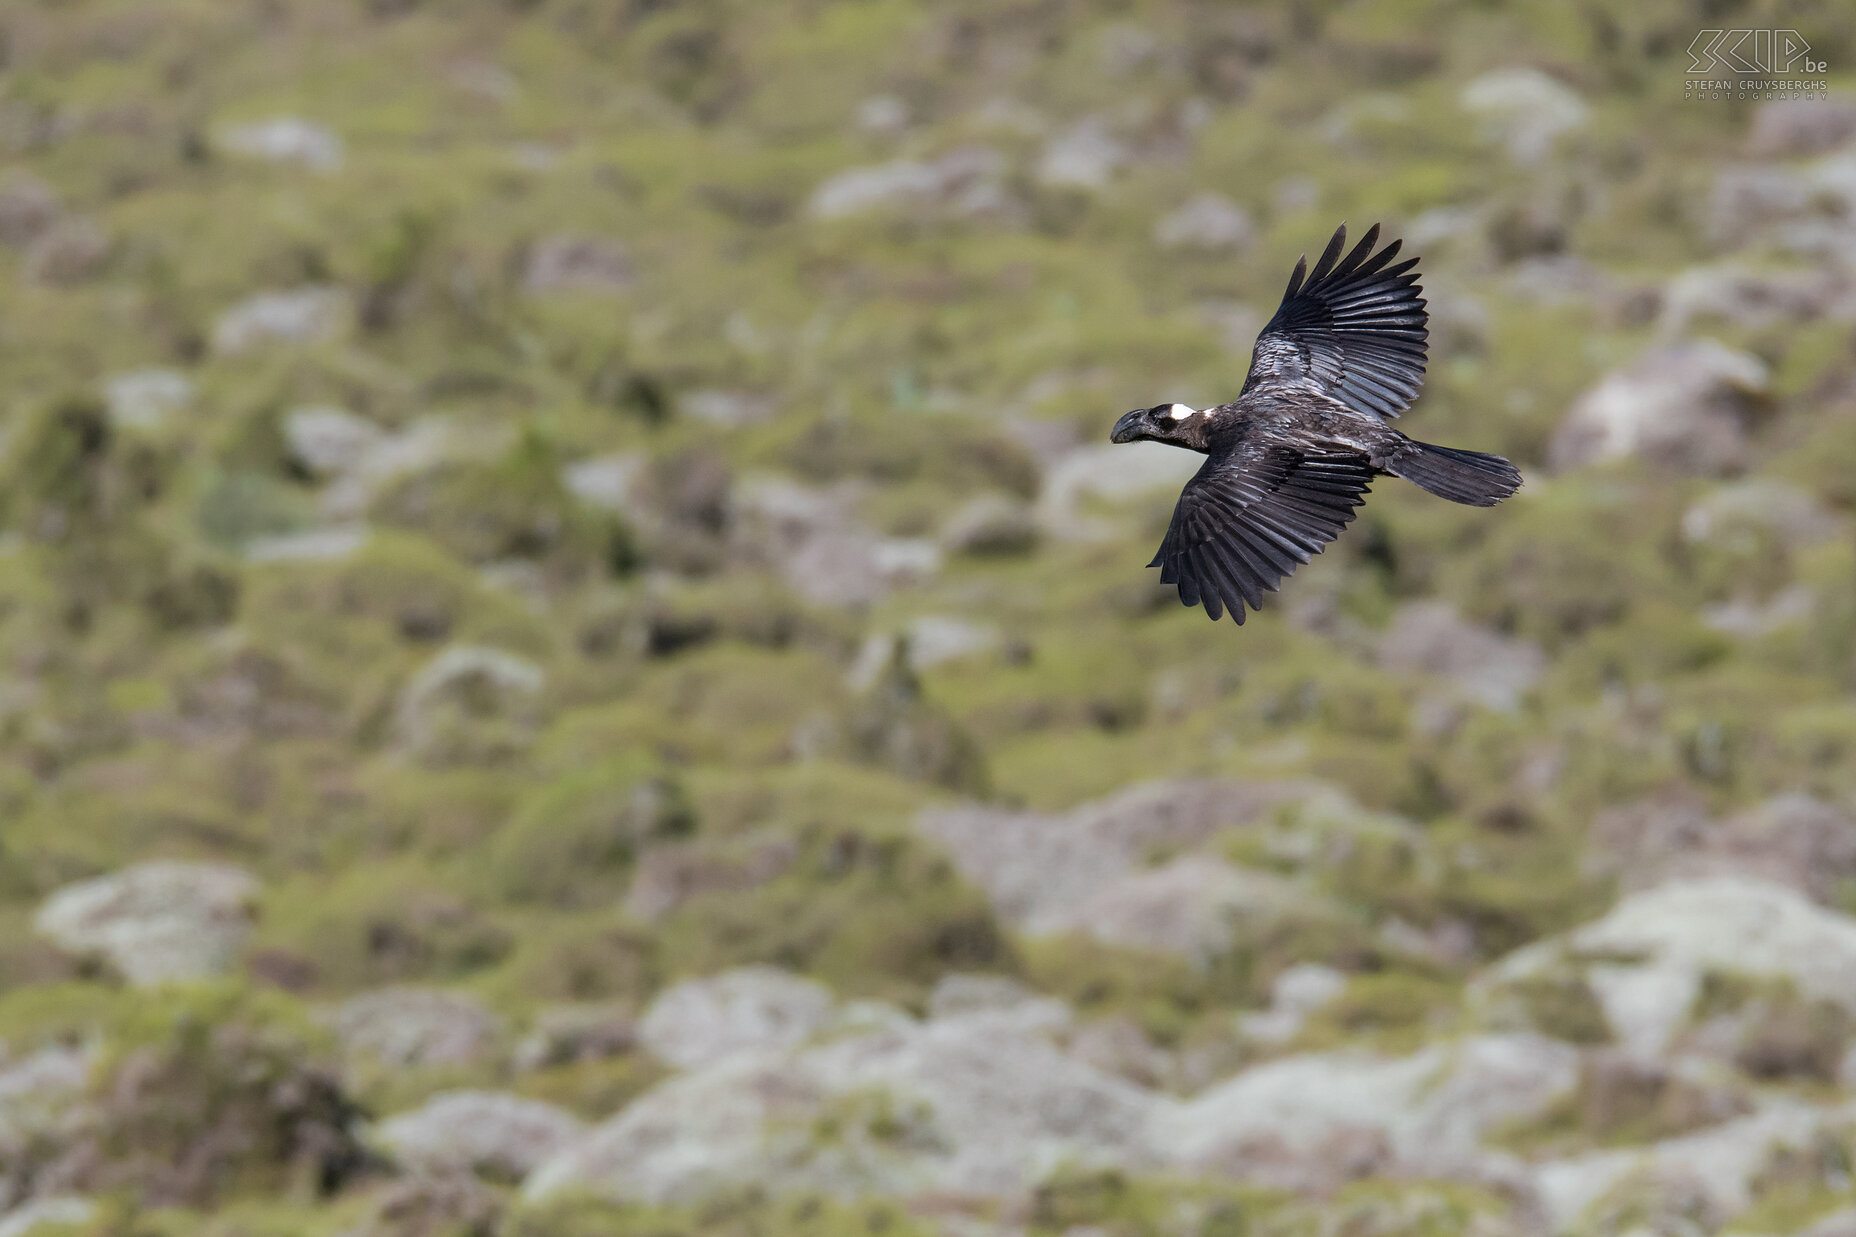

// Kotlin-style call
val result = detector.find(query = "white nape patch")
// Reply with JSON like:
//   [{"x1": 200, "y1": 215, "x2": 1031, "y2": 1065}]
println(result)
[{"x1": 1164, "y1": 403, "x2": 1198, "y2": 420}]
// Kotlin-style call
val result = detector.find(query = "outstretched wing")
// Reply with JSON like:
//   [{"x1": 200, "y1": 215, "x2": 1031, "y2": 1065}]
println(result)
[
  {"x1": 1151, "y1": 444, "x2": 1375, "y2": 623},
  {"x1": 1240, "y1": 222, "x2": 1428, "y2": 421}
]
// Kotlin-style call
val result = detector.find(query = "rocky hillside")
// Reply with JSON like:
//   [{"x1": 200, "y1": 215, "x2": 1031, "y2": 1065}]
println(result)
[{"x1": 2, "y1": 0, "x2": 1856, "y2": 1234}]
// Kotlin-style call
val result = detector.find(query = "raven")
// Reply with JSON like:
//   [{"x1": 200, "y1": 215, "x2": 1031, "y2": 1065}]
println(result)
[{"x1": 1111, "y1": 222, "x2": 1521, "y2": 624}]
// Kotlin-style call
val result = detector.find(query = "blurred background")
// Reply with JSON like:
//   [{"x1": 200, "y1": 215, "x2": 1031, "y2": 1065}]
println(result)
[{"x1": 2, "y1": 0, "x2": 1856, "y2": 1234}]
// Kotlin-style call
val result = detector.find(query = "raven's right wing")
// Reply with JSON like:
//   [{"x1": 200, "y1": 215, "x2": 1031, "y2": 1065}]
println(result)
[{"x1": 1239, "y1": 222, "x2": 1428, "y2": 421}]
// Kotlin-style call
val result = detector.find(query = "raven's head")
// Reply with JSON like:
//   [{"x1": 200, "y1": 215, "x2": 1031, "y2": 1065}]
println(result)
[{"x1": 1111, "y1": 403, "x2": 1203, "y2": 447}]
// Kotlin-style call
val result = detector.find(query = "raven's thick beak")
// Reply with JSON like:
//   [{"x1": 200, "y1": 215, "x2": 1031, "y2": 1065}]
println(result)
[{"x1": 1110, "y1": 408, "x2": 1150, "y2": 444}]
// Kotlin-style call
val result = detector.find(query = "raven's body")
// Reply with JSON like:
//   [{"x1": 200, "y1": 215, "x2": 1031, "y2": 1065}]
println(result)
[{"x1": 1111, "y1": 222, "x2": 1521, "y2": 623}]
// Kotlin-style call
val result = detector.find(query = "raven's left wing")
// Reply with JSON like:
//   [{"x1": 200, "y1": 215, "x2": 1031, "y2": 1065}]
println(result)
[{"x1": 1150, "y1": 443, "x2": 1375, "y2": 623}]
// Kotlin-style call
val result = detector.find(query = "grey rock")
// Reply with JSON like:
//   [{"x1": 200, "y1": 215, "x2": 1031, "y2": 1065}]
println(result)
[
  {"x1": 334, "y1": 987, "x2": 504, "y2": 1069},
  {"x1": 1681, "y1": 478, "x2": 1842, "y2": 549},
  {"x1": 1549, "y1": 339, "x2": 1769, "y2": 475},
  {"x1": 561, "y1": 452, "x2": 646, "y2": 515},
  {"x1": 681, "y1": 390, "x2": 777, "y2": 427},
  {"x1": 376, "y1": 1091, "x2": 586, "y2": 1181},
  {"x1": 1707, "y1": 152, "x2": 1856, "y2": 251},
  {"x1": 34, "y1": 862, "x2": 259, "y2": 986},
  {"x1": 522, "y1": 234, "x2": 633, "y2": 294},
  {"x1": 917, "y1": 779, "x2": 1315, "y2": 948},
  {"x1": 244, "y1": 525, "x2": 370, "y2": 564},
  {"x1": 1154, "y1": 193, "x2": 1254, "y2": 251},
  {"x1": 0, "y1": 1197, "x2": 96, "y2": 1237},
  {"x1": 513, "y1": 1004, "x2": 638, "y2": 1072},
  {"x1": 1037, "y1": 117, "x2": 1127, "y2": 189},
  {"x1": 212, "y1": 287, "x2": 349, "y2": 354},
  {"x1": 1161, "y1": 1034, "x2": 1578, "y2": 1191},
  {"x1": 810, "y1": 148, "x2": 1007, "y2": 220},
  {"x1": 855, "y1": 95, "x2": 909, "y2": 135},
  {"x1": 394, "y1": 645, "x2": 543, "y2": 765},
  {"x1": 217, "y1": 116, "x2": 344, "y2": 170},
  {"x1": 637, "y1": 967, "x2": 836, "y2": 1070},
  {"x1": 1475, "y1": 877, "x2": 1856, "y2": 1058},
  {"x1": 526, "y1": 1013, "x2": 1161, "y2": 1205},
  {"x1": 928, "y1": 974, "x2": 1070, "y2": 1037},
  {"x1": 1746, "y1": 96, "x2": 1856, "y2": 158},
  {"x1": 624, "y1": 832, "x2": 797, "y2": 922},
  {"x1": 21, "y1": 218, "x2": 108, "y2": 286},
  {"x1": 1532, "y1": 1100, "x2": 1854, "y2": 1234},
  {"x1": 1036, "y1": 442, "x2": 1203, "y2": 542},
  {"x1": 283, "y1": 406, "x2": 385, "y2": 478},
  {"x1": 1238, "y1": 963, "x2": 1349, "y2": 1046},
  {"x1": 103, "y1": 369, "x2": 194, "y2": 430},
  {"x1": 1377, "y1": 602, "x2": 1546, "y2": 713},
  {"x1": 1660, "y1": 263, "x2": 1855, "y2": 337},
  {"x1": 1460, "y1": 68, "x2": 1588, "y2": 165},
  {"x1": 1590, "y1": 789, "x2": 1856, "y2": 906},
  {"x1": 941, "y1": 495, "x2": 1038, "y2": 557},
  {"x1": 0, "y1": 172, "x2": 59, "y2": 247}
]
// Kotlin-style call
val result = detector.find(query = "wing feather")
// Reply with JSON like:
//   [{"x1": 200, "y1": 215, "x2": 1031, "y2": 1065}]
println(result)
[
  {"x1": 1149, "y1": 444, "x2": 1376, "y2": 623},
  {"x1": 1239, "y1": 223, "x2": 1429, "y2": 421}
]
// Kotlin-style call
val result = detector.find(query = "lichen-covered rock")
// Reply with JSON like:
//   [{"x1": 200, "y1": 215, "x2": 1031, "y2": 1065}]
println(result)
[
  {"x1": 1746, "y1": 97, "x2": 1856, "y2": 158},
  {"x1": 283, "y1": 406, "x2": 385, "y2": 479},
  {"x1": 1475, "y1": 878, "x2": 1856, "y2": 1058},
  {"x1": 809, "y1": 147, "x2": 1008, "y2": 220},
  {"x1": 34, "y1": 862, "x2": 260, "y2": 986},
  {"x1": 526, "y1": 1013, "x2": 1162, "y2": 1205},
  {"x1": 394, "y1": 645, "x2": 544, "y2": 765},
  {"x1": 1548, "y1": 340, "x2": 1770, "y2": 475},
  {"x1": 917, "y1": 779, "x2": 1311, "y2": 941},
  {"x1": 1154, "y1": 192, "x2": 1254, "y2": 251},
  {"x1": 216, "y1": 116, "x2": 344, "y2": 170},
  {"x1": 1377, "y1": 602, "x2": 1546, "y2": 714},
  {"x1": 375, "y1": 1091, "x2": 585, "y2": 1180},
  {"x1": 1160, "y1": 1034, "x2": 1579, "y2": 1191},
  {"x1": 333, "y1": 987, "x2": 504, "y2": 1070},
  {"x1": 636, "y1": 966, "x2": 836, "y2": 1070},
  {"x1": 212, "y1": 287, "x2": 349, "y2": 354},
  {"x1": 1589, "y1": 789, "x2": 1856, "y2": 906},
  {"x1": 1460, "y1": 67, "x2": 1587, "y2": 164},
  {"x1": 103, "y1": 370, "x2": 194, "y2": 430}
]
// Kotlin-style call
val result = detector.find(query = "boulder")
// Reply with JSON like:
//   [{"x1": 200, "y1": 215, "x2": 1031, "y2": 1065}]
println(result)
[
  {"x1": 0, "y1": 1197, "x2": 96, "y2": 1237},
  {"x1": 0, "y1": 1045, "x2": 96, "y2": 1213},
  {"x1": 927, "y1": 973, "x2": 1070, "y2": 1038},
  {"x1": 1474, "y1": 877, "x2": 1856, "y2": 1058},
  {"x1": 521, "y1": 235, "x2": 633, "y2": 294},
  {"x1": 216, "y1": 116, "x2": 344, "y2": 170},
  {"x1": 22, "y1": 219, "x2": 109, "y2": 286},
  {"x1": 854, "y1": 94, "x2": 909, "y2": 136},
  {"x1": 680, "y1": 390, "x2": 778, "y2": 427},
  {"x1": 1036, "y1": 117, "x2": 1127, "y2": 189},
  {"x1": 526, "y1": 1013, "x2": 1162, "y2": 1205},
  {"x1": 34, "y1": 862, "x2": 260, "y2": 986},
  {"x1": 1154, "y1": 193, "x2": 1254, "y2": 251},
  {"x1": 103, "y1": 370, "x2": 194, "y2": 430},
  {"x1": 375, "y1": 1091, "x2": 585, "y2": 1181},
  {"x1": 512, "y1": 1004, "x2": 638, "y2": 1072},
  {"x1": 1160, "y1": 1034, "x2": 1579, "y2": 1191},
  {"x1": 1376, "y1": 602, "x2": 1546, "y2": 713},
  {"x1": 1459, "y1": 68, "x2": 1588, "y2": 165},
  {"x1": 342, "y1": 1173, "x2": 502, "y2": 1237},
  {"x1": 1746, "y1": 97, "x2": 1856, "y2": 158},
  {"x1": 1707, "y1": 152, "x2": 1856, "y2": 251},
  {"x1": 846, "y1": 619, "x2": 1002, "y2": 691},
  {"x1": 940, "y1": 495, "x2": 1038, "y2": 557},
  {"x1": 1680, "y1": 478, "x2": 1842, "y2": 550},
  {"x1": 560, "y1": 452, "x2": 646, "y2": 516},
  {"x1": 1589, "y1": 789, "x2": 1856, "y2": 906},
  {"x1": 1532, "y1": 1100, "x2": 1856, "y2": 1234},
  {"x1": 1659, "y1": 263, "x2": 1854, "y2": 337},
  {"x1": 283, "y1": 406, "x2": 385, "y2": 479},
  {"x1": 0, "y1": 172, "x2": 59, "y2": 248},
  {"x1": 1064, "y1": 854, "x2": 1314, "y2": 962},
  {"x1": 1548, "y1": 340, "x2": 1769, "y2": 476},
  {"x1": 624, "y1": 833, "x2": 797, "y2": 922},
  {"x1": 916, "y1": 779, "x2": 1311, "y2": 940},
  {"x1": 810, "y1": 147, "x2": 1008, "y2": 220},
  {"x1": 1238, "y1": 963, "x2": 1349, "y2": 1046},
  {"x1": 1036, "y1": 442, "x2": 1202, "y2": 542},
  {"x1": 333, "y1": 987, "x2": 503, "y2": 1069},
  {"x1": 636, "y1": 967, "x2": 836, "y2": 1070},
  {"x1": 212, "y1": 287, "x2": 349, "y2": 355},
  {"x1": 394, "y1": 645, "x2": 544, "y2": 765}
]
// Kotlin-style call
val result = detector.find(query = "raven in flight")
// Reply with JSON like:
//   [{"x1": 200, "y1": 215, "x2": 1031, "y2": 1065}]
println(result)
[{"x1": 1111, "y1": 222, "x2": 1521, "y2": 623}]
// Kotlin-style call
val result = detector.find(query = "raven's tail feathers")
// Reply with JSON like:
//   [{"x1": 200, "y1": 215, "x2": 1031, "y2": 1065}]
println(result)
[{"x1": 1392, "y1": 441, "x2": 1522, "y2": 507}]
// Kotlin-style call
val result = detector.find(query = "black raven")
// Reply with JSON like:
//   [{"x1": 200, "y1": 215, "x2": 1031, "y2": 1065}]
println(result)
[{"x1": 1111, "y1": 222, "x2": 1521, "y2": 623}]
